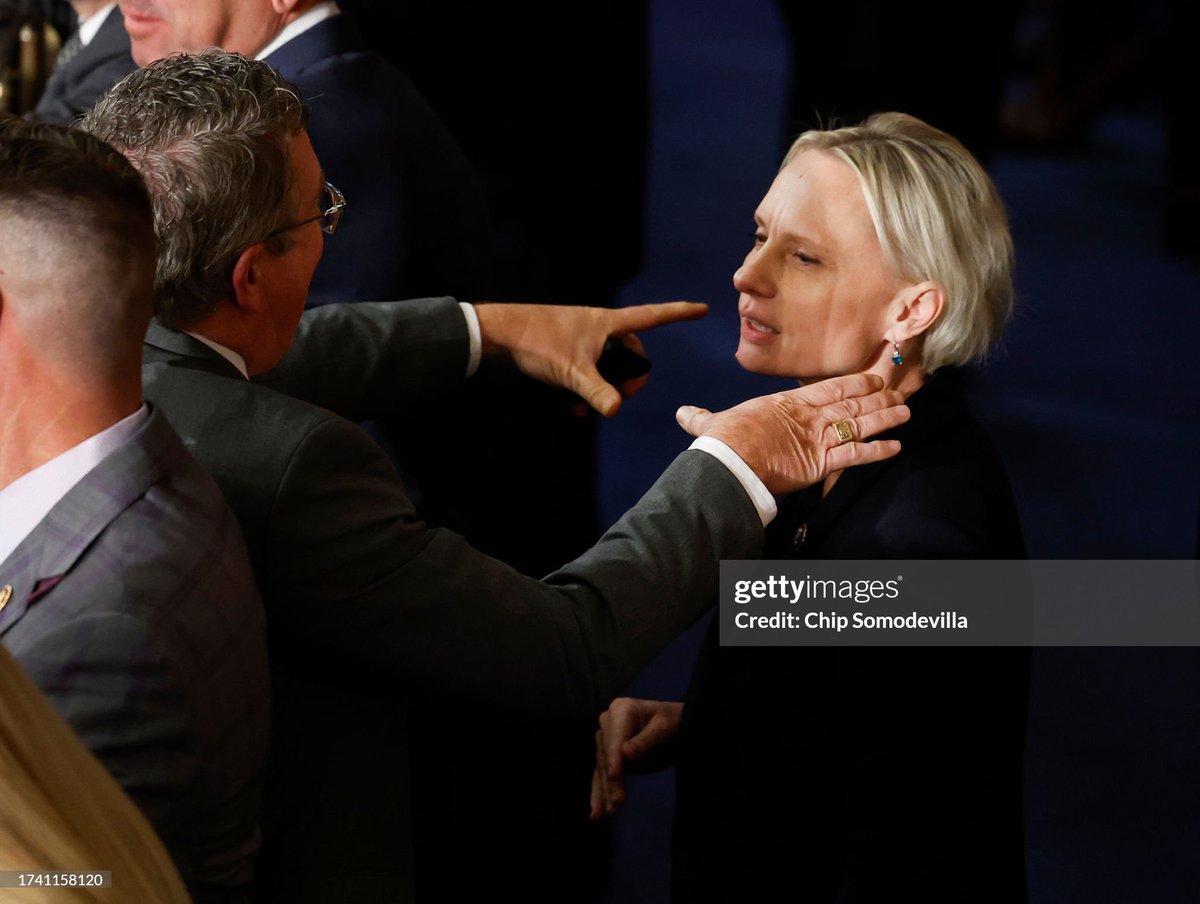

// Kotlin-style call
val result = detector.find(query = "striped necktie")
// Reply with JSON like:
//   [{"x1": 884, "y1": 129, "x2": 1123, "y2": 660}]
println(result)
[{"x1": 52, "y1": 24, "x2": 83, "y2": 73}]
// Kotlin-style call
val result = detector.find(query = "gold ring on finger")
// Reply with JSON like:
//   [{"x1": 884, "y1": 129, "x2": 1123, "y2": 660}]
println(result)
[{"x1": 830, "y1": 419, "x2": 855, "y2": 444}]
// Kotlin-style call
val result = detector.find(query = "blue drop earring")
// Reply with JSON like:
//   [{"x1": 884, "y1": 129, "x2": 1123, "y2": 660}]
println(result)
[{"x1": 890, "y1": 340, "x2": 904, "y2": 366}]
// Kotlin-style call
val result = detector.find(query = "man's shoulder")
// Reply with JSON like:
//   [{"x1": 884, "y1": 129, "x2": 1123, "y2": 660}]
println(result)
[
  {"x1": 2, "y1": 409, "x2": 262, "y2": 659},
  {"x1": 50, "y1": 410, "x2": 254, "y2": 613},
  {"x1": 267, "y1": 18, "x2": 439, "y2": 133},
  {"x1": 142, "y1": 339, "x2": 391, "y2": 531},
  {"x1": 144, "y1": 345, "x2": 344, "y2": 451}
]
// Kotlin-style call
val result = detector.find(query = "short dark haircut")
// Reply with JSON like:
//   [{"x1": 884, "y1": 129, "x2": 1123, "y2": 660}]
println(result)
[
  {"x1": 0, "y1": 115, "x2": 158, "y2": 376},
  {"x1": 0, "y1": 113, "x2": 155, "y2": 254},
  {"x1": 81, "y1": 51, "x2": 309, "y2": 330}
]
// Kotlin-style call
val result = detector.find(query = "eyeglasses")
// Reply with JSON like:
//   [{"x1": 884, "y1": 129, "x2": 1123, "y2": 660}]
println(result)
[{"x1": 266, "y1": 181, "x2": 346, "y2": 239}]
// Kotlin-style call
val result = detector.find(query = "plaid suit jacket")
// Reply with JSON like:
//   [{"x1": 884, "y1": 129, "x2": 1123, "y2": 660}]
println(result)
[{"x1": 0, "y1": 407, "x2": 269, "y2": 903}]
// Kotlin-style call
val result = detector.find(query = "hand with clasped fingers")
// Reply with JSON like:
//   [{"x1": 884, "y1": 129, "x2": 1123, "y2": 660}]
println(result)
[{"x1": 590, "y1": 697, "x2": 684, "y2": 820}]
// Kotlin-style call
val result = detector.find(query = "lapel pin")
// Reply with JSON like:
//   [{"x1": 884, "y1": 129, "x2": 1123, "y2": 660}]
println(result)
[{"x1": 0, "y1": 585, "x2": 11, "y2": 614}]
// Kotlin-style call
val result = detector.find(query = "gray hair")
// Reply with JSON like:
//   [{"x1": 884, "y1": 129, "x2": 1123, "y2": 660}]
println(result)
[
  {"x1": 80, "y1": 51, "x2": 308, "y2": 330},
  {"x1": 784, "y1": 112, "x2": 1014, "y2": 371}
]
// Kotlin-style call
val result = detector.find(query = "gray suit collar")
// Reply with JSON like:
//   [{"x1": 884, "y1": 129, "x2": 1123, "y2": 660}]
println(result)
[
  {"x1": 144, "y1": 320, "x2": 246, "y2": 380},
  {"x1": 0, "y1": 407, "x2": 179, "y2": 636}
]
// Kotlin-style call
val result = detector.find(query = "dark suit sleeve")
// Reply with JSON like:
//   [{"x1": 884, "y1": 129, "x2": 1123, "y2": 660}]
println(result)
[
  {"x1": 256, "y1": 296, "x2": 469, "y2": 419},
  {"x1": 261, "y1": 416, "x2": 762, "y2": 717}
]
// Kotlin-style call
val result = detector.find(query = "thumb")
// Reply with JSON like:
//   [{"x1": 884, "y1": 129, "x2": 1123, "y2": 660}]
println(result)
[
  {"x1": 620, "y1": 736, "x2": 648, "y2": 762},
  {"x1": 573, "y1": 366, "x2": 622, "y2": 417},
  {"x1": 675, "y1": 405, "x2": 713, "y2": 437}
]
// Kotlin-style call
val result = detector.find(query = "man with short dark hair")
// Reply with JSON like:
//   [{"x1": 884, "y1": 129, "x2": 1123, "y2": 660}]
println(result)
[
  {"x1": 0, "y1": 115, "x2": 269, "y2": 902},
  {"x1": 83, "y1": 51, "x2": 910, "y2": 901}
]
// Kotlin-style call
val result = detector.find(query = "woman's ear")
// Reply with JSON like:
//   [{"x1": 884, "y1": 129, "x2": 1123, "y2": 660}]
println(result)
[{"x1": 887, "y1": 281, "x2": 944, "y2": 342}]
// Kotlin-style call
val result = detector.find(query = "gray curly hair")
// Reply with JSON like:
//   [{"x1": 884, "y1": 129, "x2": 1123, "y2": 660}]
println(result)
[{"x1": 81, "y1": 50, "x2": 308, "y2": 330}]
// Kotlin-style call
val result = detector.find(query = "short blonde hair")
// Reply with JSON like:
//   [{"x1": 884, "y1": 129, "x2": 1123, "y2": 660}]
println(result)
[{"x1": 783, "y1": 112, "x2": 1013, "y2": 371}]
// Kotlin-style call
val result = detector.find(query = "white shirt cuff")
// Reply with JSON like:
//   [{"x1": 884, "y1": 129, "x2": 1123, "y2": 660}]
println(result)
[
  {"x1": 460, "y1": 303, "x2": 482, "y2": 377},
  {"x1": 689, "y1": 436, "x2": 777, "y2": 526}
]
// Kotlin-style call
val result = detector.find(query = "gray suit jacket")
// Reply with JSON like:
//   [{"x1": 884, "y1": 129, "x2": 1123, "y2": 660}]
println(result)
[
  {"x1": 0, "y1": 406, "x2": 269, "y2": 903},
  {"x1": 141, "y1": 297, "x2": 763, "y2": 902}
]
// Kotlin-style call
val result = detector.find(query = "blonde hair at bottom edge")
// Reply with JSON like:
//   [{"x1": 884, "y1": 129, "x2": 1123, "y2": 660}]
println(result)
[{"x1": 0, "y1": 645, "x2": 190, "y2": 902}]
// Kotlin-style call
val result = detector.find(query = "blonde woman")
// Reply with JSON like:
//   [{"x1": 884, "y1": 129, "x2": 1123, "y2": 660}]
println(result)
[{"x1": 593, "y1": 113, "x2": 1030, "y2": 903}]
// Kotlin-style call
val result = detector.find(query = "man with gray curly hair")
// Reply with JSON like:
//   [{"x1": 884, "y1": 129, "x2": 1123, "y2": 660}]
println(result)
[{"x1": 83, "y1": 51, "x2": 911, "y2": 902}]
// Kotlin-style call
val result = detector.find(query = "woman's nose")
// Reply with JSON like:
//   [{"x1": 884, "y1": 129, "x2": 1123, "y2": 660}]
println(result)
[{"x1": 733, "y1": 252, "x2": 774, "y2": 298}]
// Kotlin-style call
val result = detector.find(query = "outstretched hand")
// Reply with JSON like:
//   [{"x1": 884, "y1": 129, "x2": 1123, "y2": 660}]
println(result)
[
  {"x1": 677, "y1": 373, "x2": 910, "y2": 495},
  {"x1": 473, "y1": 301, "x2": 708, "y2": 415}
]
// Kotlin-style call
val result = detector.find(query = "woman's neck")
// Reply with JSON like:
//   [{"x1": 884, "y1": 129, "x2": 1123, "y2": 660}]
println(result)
[{"x1": 821, "y1": 365, "x2": 927, "y2": 497}]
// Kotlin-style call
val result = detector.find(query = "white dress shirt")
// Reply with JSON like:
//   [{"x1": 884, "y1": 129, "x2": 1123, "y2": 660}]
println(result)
[
  {"x1": 0, "y1": 405, "x2": 149, "y2": 565},
  {"x1": 77, "y1": 2, "x2": 117, "y2": 46}
]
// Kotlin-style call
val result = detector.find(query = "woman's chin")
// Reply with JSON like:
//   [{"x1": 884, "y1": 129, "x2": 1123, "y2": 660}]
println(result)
[
  {"x1": 734, "y1": 343, "x2": 770, "y2": 375},
  {"x1": 735, "y1": 342, "x2": 801, "y2": 379}
]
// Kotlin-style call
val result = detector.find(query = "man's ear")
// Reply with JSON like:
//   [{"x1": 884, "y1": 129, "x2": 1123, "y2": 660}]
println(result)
[
  {"x1": 230, "y1": 243, "x2": 267, "y2": 314},
  {"x1": 270, "y1": 0, "x2": 304, "y2": 15},
  {"x1": 887, "y1": 281, "x2": 945, "y2": 343}
]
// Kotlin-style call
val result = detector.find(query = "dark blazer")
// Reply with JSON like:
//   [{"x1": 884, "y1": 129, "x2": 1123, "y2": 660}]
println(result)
[
  {"x1": 672, "y1": 373, "x2": 1030, "y2": 904},
  {"x1": 0, "y1": 406, "x2": 269, "y2": 904},
  {"x1": 140, "y1": 298, "x2": 763, "y2": 902},
  {"x1": 32, "y1": 6, "x2": 136, "y2": 125},
  {"x1": 264, "y1": 13, "x2": 491, "y2": 307}
]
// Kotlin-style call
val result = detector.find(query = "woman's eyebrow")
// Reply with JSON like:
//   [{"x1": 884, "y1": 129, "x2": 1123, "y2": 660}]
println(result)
[{"x1": 772, "y1": 226, "x2": 832, "y2": 256}]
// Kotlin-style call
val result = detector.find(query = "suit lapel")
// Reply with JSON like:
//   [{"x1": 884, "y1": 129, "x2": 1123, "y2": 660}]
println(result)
[{"x1": 0, "y1": 410, "x2": 171, "y2": 637}]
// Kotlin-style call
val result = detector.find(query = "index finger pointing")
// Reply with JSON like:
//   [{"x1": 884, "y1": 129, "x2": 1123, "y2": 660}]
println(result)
[{"x1": 609, "y1": 301, "x2": 709, "y2": 333}]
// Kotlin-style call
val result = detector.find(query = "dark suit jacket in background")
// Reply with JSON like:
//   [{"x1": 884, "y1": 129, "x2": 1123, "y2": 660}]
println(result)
[
  {"x1": 0, "y1": 406, "x2": 269, "y2": 904},
  {"x1": 141, "y1": 298, "x2": 763, "y2": 902},
  {"x1": 263, "y1": 13, "x2": 491, "y2": 306},
  {"x1": 673, "y1": 373, "x2": 1031, "y2": 903},
  {"x1": 32, "y1": 5, "x2": 135, "y2": 125}
]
